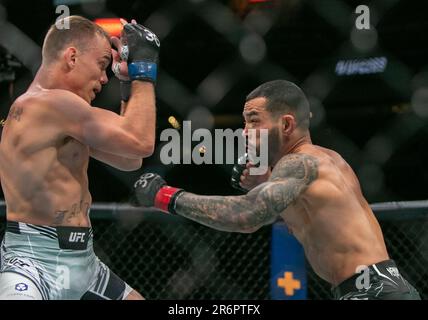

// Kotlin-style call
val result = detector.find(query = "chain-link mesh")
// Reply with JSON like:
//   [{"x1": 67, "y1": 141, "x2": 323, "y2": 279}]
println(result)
[
  {"x1": 61, "y1": 212, "x2": 271, "y2": 300},
  {"x1": 0, "y1": 0, "x2": 427, "y2": 301},
  {"x1": 307, "y1": 217, "x2": 428, "y2": 300},
  {"x1": 1, "y1": 208, "x2": 427, "y2": 300},
  {"x1": 2, "y1": 1, "x2": 428, "y2": 204},
  {"x1": 92, "y1": 214, "x2": 271, "y2": 299}
]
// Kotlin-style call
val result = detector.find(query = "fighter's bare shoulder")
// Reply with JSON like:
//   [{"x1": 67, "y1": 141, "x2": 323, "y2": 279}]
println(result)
[
  {"x1": 7, "y1": 89, "x2": 97, "y2": 141},
  {"x1": 269, "y1": 153, "x2": 319, "y2": 182},
  {"x1": 42, "y1": 89, "x2": 90, "y2": 109},
  {"x1": 14, "y1": 89, "x2": 89, "y2": 115},
  {"x1": 268, "y1": 149, "x2": 343, "y2": 198},
  {"x1": 287, "y1": 147, "x2": 348, "y2": 198}
]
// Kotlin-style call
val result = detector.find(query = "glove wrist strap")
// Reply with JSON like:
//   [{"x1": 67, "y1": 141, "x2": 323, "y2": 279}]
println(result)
[
  {"x1": 154, "y1": 186, "x2": 184, "y2": 214},
  {"x1": 128, "y1": 61, "x2": 157, "y2": 82},
  {"x1": 231, "y1": 163, "x2": 248, "y2": 193},
  {"x1": 120, "y1": 80, "x2": 131, "y2": 102}
]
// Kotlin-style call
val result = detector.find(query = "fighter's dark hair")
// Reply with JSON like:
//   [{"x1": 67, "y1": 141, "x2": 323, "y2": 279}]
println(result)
[{"x1": 246, "y1": 80, "x2": 311, "y2": 129}]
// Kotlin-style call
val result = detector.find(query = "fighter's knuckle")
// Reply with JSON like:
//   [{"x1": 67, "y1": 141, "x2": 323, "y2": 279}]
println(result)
[{"x1": 134, "y1": 173, "x2": 155, "y2": 189}]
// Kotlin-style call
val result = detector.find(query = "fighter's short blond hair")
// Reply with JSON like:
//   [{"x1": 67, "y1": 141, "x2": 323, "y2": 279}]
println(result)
[{"x1": 42, "y1": 15, "x2": 110, "y2": 64}]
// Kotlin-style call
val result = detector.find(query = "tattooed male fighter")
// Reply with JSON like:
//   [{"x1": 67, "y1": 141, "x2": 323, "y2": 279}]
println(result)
[{"x1": 132, "y1": 80, "x2": 421, "y2": 300}]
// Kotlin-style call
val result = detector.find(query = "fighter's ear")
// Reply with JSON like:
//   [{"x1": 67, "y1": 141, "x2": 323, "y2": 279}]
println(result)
[
  {"x1": 63, "y1": 47, "x2": 77, "y2": 69},
  {"x1": 281, "y1": 114, "x2": 296, "y2": 136}
]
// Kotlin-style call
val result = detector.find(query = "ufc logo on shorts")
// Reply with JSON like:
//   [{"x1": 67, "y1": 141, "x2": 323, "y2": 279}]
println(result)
[{"x1": 69, "y1": 232, "x2": 86, "y2": 243}]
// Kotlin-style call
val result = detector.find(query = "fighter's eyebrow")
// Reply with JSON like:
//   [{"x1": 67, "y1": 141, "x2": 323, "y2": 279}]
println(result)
[
  {"x1": 100, "y1": 55, "x2": 111, "y2": 64},
  {"x1": 242, "y1": 111, "x2": 259, "y2": 117}
]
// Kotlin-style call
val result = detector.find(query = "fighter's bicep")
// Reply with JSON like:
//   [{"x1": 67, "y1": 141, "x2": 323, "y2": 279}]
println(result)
[
  {"x1": 48, "y1": 90, "x2": 112, "y2": 139},
  {"x1": 256, "y1": 179, "x2": 304, "y2": 214},
  {"x1": 78, "y1": 107, "x2": 123, "y2": 142},
  {"x1": 49, "y1": 91, "x2": 143, "y2": 157},
  {"x1": 75, "y1": 108, "x2": 144, "y2": 156},
  {"x1": 238, "y1": 180, "x2": 297, "y2": 228},
  {"x1": 269, "y1": 153, "x2": 319, "y2": 181}
]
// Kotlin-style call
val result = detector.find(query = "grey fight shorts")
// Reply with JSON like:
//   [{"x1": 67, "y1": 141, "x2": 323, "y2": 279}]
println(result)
[{"x1": 0, "y1": 221, "x2": 133, "y2": 300}]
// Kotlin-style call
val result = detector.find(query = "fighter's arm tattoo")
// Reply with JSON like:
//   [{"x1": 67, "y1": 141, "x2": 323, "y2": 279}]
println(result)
[
  {"x1": 5, "y1": 105, "x2": 23, "y2": 124},
  {"x1": 174, "y1": 154, "x2": 319, "y2": 233}
]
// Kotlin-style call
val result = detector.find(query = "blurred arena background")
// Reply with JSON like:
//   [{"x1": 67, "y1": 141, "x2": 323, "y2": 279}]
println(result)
[{"x1": 0, "y1": 0, "x2": 427, "y2": 299}]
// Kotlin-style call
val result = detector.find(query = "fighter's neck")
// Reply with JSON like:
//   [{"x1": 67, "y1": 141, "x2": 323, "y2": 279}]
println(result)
[
  {"x1": 285, "y1": 135, "x2": 313, "y2": 154},
  {"x1": 30, "y1": 66, "x2": 68, "y2": 91},
  {"x1": 273, "y1": 134, "x2": 312, "y2": 165}
]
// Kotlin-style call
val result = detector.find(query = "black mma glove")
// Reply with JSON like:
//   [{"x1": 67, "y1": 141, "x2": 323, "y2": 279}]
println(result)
[
  {"x1": 131, "y1": 173, "x2": 184, "y2": 214},
  {"x1": 111, "y1": 38, "x2": 131, "y2": 101},
  {"x1": 120, "y1": 80, "x2": 131, "y2": 102},
  {"x1": 121, "y1": 23, "x2": 160, "y2": 83},
  {"x1": 231, "y1": 153, "x2": 249, "y2": 193}
]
